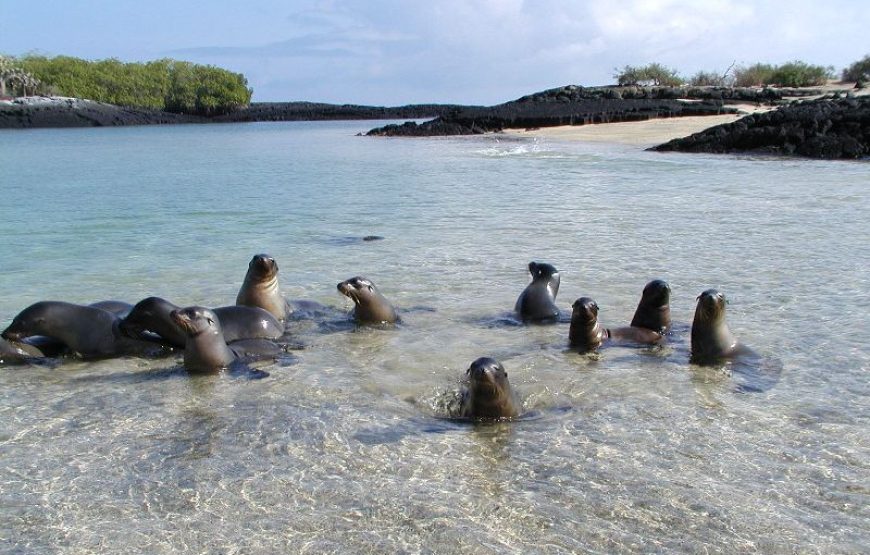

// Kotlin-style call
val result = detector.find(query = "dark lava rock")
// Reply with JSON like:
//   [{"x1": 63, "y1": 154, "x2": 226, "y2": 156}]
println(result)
[
  {"x1": 0, "y1": 98, "x2": 461, "y2": 129},
  {"x1": 649, "y1": 96, "x2": 870, "y2": 159},
  {"x1": 367, "y1": 85, "x2": 740, "y2": 137},
  {"x1": 213, "y1": 102, "x2": 462, "y2": 123},
  {"x1": 0, "y1": 98, "x2": 204, "y2": 128}
]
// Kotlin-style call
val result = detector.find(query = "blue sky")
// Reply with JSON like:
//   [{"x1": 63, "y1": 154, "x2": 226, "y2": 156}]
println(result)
[{"x1": 2, "y1": 0, "x2": 867, "y2": 105}]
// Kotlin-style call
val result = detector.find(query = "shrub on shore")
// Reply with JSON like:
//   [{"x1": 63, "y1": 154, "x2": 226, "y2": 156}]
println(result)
[
  {"x1": 734, "y1": 61, "x2": 832, "y2": 87},
  {"x1": 10, "y1": 55, "x2": 252, "y2": 116},
  {"x1": 688, "y1": 70, "x2": 730, "y2": 87},
  {"x1": 842, "y1": 54, "x2": 870, "y2": 83},
  {"x1": 614, "y1": 63, "x2": 683, "y2": 86}
]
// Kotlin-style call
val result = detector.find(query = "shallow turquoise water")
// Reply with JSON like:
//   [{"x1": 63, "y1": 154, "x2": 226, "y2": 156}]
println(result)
[{"x1": 0, "y1": 122, "x2": 868, "y2": 553}]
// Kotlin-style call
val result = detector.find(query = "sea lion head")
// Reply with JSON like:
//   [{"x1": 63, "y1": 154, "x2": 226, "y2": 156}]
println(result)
[
  {"x1": 247, "y1": 254, "x2": 279, "y2": 281},
  {"x1": 631, "y1": 279, "x2": 672, "y2": 333},
  {"x1": 171, "y1": 306, "x2": 222, "y2": 338},
  {"x1": 694, "y1": 289, "x2": 727, "y2": 324},
  {"x1": 571, "y1": 297, "x2": 599, "y2": 326},
  {"x1": 641, "y1": 279, "x2": 671, "y2": 306},
  {"x1": 462, "y1": 357, "x2": 520, "y2": 419},
  {"x1": 336, "y1": 276, "x2": 376, "y2": 305},
  {"x1": 528, "y1": 261, "x2": 560, "y2": 290},
  {"x1": 120, "y1": 296, "x2": 171, "y2": 336},
  {"x1": 1, "y1": 301, "x2": 54, "y2": 341}
]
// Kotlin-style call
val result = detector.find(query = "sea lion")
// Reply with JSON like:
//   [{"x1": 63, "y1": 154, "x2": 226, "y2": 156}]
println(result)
[
  {"x1": 336, "y1": 276, "x2": 399, "y2": 325},
  {"x1": 691, "y1": 289, "x2": 744, "y2": 364},
  {"x1": 458, "y1": 357, "x2": 522, "y2": 419},
  {"x1": 1, "y1": 301, "x2": 160, "y2": 359},
  {"x1": 569, "y1": 297, "x2": 609, "y2": 352},
  {"x1": 515, "y1": 261, "x2": 561, "y2": 323},
  {"x1": 236, "y1": 254, "x2": 291, "y2": 322},
  {"x1": 121, "y1": 296, "x2": 284, "y2": 348},
  {"x1": 0, "y1": 336, "x2": 45, "y2": 363},
  {"x1": 630, "y1": 279, "x2": 672, "y2": 334},
  {"x1": 170, "y1": 306, "x2": 282, "y2": 373},
  {"x1": 569, "y1": 297, "x2": 662, "y2": 353}
]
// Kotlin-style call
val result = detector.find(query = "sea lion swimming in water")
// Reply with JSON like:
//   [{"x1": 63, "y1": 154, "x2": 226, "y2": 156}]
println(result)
[
  {"x1": 569, "y1": 297, "x2": 662, "y2": 353},
  {"x1": 336, "y1": 276, "x2": 399, "y2": 325},
  {"x1": 458, "y1": 357, "x2": 522, "y2": 420},
  {"x1": 236, "y1": 254, "x2": 292, "y2": 322},
  {"x1": 515, "y1": 261, "x2": 561, "y2": 323},
  {"x1": 690, "y1": 289, "x2": 746, "y2": 364},
  {"x1": 2, "y1": 301, "x2": 163, "y2": 359},
  {"x1": 121, "y1": 296, "x2": 284, "y2": 348},
  {"x1": 170, "y1": 306, "x2": 283, "y2": 373},
  {"x1": 630, "y1": 279, "x2": 672, "y2": 334},
  {"x1": 689, "y1": 290, "x2": 781, "y2": 392}
]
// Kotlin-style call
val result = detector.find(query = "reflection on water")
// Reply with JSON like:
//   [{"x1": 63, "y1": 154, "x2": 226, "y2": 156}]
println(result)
[{"x1": 0, "y1": 122, "x2": 867, "y2": 553}]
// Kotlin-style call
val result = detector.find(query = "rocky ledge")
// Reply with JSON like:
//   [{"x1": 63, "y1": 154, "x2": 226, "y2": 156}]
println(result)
[
  {"x1": 366, "y1": 86, "x2": 749, "y2": 137},
  {"x1": 649, "y1": 95, "x2": 870, "y2": 159},
  {"x1": 0, "y1": 97, "x2": 460, "y2": 129},
  {"x1": 0, "y1": 97, "x2": 205, "y2": 128}
]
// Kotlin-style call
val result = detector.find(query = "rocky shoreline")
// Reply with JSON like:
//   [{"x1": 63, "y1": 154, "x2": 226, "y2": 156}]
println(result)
[
  {"x1": 0, "y1": 85, "x2": 821, "y2": 131},
  {"x1": 2, "y1": 85, "x2": 866, "y2": 160},
  {"x1": 650, "y1": 95, "x2": 870, "y2": 159},
  {"x1": 363, "y1": 85, "x2": 822, "y2": 136},
  {"x1": 0, "y1": 97, "x2": 460, "y2": 129}
]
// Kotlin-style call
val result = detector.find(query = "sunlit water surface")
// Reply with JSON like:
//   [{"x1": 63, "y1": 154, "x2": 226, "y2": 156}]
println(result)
[{"x1": 0, "y1": 122, "x2": 867, "y2": 554}]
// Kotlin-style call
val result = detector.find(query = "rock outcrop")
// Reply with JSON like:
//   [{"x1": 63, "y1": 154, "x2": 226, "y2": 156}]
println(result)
[
  {"x1": 650, "y1": 96, "x2": 870, "y2": 159},
  {"x1": 0, "y1": 97, "x2": 204, "y2": 128},
  {"x1": 366, "y1": 86, "x2": 740, "y2": 137}
]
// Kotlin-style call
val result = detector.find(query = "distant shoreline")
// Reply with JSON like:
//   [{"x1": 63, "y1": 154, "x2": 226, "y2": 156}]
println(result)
[
  {"x1": 2, "y1": 83, "x2": 866, "y2": 159},
  {"x1": 0, "y1": 84, "x2": 840, "y2": 131},
  {"x1": 0, "y1": 96, "x2": 459, "y2": 129}
]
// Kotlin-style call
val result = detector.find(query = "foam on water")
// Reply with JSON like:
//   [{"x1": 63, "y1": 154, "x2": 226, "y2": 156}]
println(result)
[{"x1": 0, "y1": 121, "x2": 868, "y2": 554}]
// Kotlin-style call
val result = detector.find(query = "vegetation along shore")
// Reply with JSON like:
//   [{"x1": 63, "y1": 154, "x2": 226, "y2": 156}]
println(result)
[{"x1": 1, "y1": 54, "x2": 868, "y2": 159}]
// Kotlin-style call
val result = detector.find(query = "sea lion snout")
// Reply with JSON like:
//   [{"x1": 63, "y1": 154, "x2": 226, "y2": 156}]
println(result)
[
  {"x1": 1, "y1": 328, "x2": 22, "y2": 341},
  {"x1": 467, "y1": 357, "x2": 504, "y2": 382}
]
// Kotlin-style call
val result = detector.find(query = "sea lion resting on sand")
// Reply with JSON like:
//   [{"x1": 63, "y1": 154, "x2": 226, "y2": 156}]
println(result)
[
  {"x1": 337, "y1": 276, "x2": 399, "y2": 325},
  {"x1": 458, "y1": 357, "x2": 522, "y2": 420},
  {"x1": 121, "y1": 296, "x2": 284, "y2": 348},
  {"x1": 236, "y1": 254, "x2": 292, "y2": 322},
  {"x1": 171, "y1": 306, "x2": 283, "y2": 372},
  {"x1": 630, "y1": 279, "x2": 672, "y2": 334},
  {"x1": 569, "y1": 297, "x2": 662, "y2": 353},
  {"x1": 2, "y1": 301, "x2": 163, "y2": 359},
  {"x1": 515, "y1": 261, "x2": 561, "y2": 323}
]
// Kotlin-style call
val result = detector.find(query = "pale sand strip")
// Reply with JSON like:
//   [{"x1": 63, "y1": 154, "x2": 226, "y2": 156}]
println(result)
[
  {"x1": 503, "y1": 84, "x2": 868, "y2": 146},
  {"x1": 502, "y1": 104, "x2": 769, "y2": 146}
]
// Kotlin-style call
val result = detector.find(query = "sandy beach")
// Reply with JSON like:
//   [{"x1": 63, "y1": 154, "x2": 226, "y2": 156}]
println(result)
[
  {"x1": 503, "y1": 104, "x2": 765, "y2": 146},
  {"x1": 508, "y1": 83, "x2": 867, "y2": 146}
]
